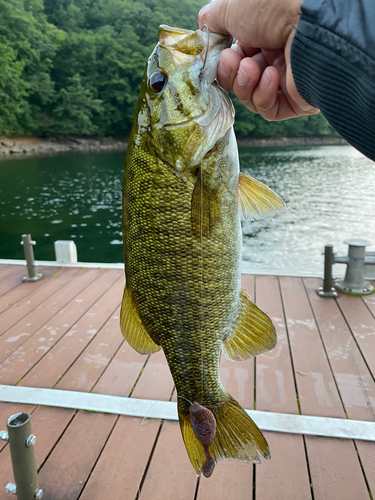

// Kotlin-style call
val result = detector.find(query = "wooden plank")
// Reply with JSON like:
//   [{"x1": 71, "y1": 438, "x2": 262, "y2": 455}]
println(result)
[
  {"x1": 0, "y1": 270, "x2": 122, "y2": 386},
  {"x1": 37, "y1": 411, "x2": 117, "y2": 500},
  {"x1": 363, "y1": 286, "x2": 375, "y2": 318},
  {"x1": 139, "y1": 420, "x2": 197, "y2": 500},
  {"x1": 131, "y1": 349, "x2": 174, "y2": 401},
  {"x1": 280, "y1": 277, "x2": 344, "y2": 419},
  {"x1": 255, "y1": 275, "x2": 311, "y2": 500},
  {"x1": 255, "y1": 276, "x2": 300, "y2": 414},
  {"x1": 280, "y1": 276, "x2": 369, "y2": 500},
  {"x1": 0, "y1": 266, "x2": 75, "y2": 336},
  {"x1": 356, "y1": 440, "x2": 375, "y2": 497},
  {"x1": 92, "y1": 343, "x2": 148, "y2": 397},
  {"x1": 0, "y1": 266, "x2": 57, "y2": 316},
  {"x1": 241, "y1": 274, "x2": 255, "y2": 299},
  {"x1": 0, "y1": 406, "x2": 74, "y2": 500},
  {"x1": 19, "y1": 273, "x2": 124, "y2": 389},
  {"x1": 55, "y1": 306, "x2": 123, "y2": 392},
  {"x1": 304, "y1": 278, "x2": 375, "y2": 422},
  {"x1": 0, "y1": 265, "x2": 29, "y2": 297},
  {"x1": 0, "y1": 268, "x2": 102, "y2": 365},
  {"x1": 199, "y1": 462, "x2": 252, "y2": 500},
  {"x1": 306, "y1": 435, "x2": 371, "y2": 500},
  {"x1": 304, "y1": 278, "x2": 375, "y2": 499},
  {"x1": 79, "y1": 416, "x2": 160, "y2": 500},
  {"x1": 256, "y1": 432, "x2": 311, "y2": 500},
  {"x1": 81, "y1": 340, "x2": 175, "y2": 499},
  {"x1": 336, "y1": 292, "x2": 375, "y2": 379}
]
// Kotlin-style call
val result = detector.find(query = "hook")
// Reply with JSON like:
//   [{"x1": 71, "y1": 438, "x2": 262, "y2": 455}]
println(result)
[{"x1": 200, "y1": 24, "x2": 210, "y2": 72}]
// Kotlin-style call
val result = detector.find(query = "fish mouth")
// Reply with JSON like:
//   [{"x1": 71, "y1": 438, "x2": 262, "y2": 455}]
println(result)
[{"x1": 200, "y1": 30, "x2": 232, "y2": 84}]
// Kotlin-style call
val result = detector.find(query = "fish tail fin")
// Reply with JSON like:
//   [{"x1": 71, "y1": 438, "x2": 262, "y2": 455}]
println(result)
[{"x1": 178, "y1": 392, "x2": 270, "y2": 476}]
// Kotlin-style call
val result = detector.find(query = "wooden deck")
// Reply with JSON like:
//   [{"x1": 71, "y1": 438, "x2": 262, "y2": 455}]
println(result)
[{"x1": 0, "y1": 263, "x2": 374, "y2": 500}]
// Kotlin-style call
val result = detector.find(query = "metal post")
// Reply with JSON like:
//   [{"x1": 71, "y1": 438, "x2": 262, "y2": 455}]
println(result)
[
  {"x1": 335, "y1": 239, "x2": 374, "y2": 295},
  {"x1": 318, "y1": 245, "x2": 338, "y2": 297},
  {"x1": 20, "y1": 235, "x2": 42, "y2": 282},
  {"x1": 5, "y1": 413, "x2": 43, "y2": 500}
]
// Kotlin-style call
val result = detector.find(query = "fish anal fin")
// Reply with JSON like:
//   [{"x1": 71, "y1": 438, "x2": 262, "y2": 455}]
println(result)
[
  {"x1": 178, "y1": 393, "x2": 270, "y2": 477},
  {"x1": 191, "y1": 171, "x2": 220, "y2": 237},
  {"x1": 120, "y1": 287, "x2": 160, "y2": 355},
  {"x1": 238, "y1": 172, "x2": 285, "y2": 221},
  {"x1": 222, "y1": 289, "x2": 277, "y2": 361}
]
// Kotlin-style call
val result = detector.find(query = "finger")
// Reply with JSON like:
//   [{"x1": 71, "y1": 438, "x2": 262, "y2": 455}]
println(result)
[
  {"x1": 261, "y1": 47, "x2": 316, "y2": 116},
  {"x1": 198, "y1": 0, "x2": 231, "y2": 35},
  {"x1": 253, "y1": 74, "x2": 308, "y2": 121},
  {"x1": 217, "y1": 48, "x2": 243, "y2": 92},
  {"x1": 231, "y1": 57, "x2": 266, "y2": 112},
  {"x1": 234, "y1": 42, "x2": 260, "y2": 59},
  {"x1": 252, "y1": 67, "x2": 286, "y2": 120}
]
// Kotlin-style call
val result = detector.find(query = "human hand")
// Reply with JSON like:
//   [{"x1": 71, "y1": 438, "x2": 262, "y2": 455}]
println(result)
[{"x1": 198, "y1": 0, "x2": 319, "y2": 120}]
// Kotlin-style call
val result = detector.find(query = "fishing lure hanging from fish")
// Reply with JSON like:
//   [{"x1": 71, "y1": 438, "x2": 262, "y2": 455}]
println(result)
[{"x1": 121, "y1": 23, "x2": 285, "y2": 477}]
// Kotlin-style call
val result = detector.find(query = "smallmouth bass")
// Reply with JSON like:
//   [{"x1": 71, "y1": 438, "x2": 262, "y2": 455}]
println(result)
[{"x1": 121, "y1": 25, "x2": 285, "y2": 477}]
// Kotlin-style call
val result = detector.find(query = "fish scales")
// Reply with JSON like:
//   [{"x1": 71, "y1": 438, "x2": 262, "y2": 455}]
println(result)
[
  {"x1": 124, "y1": 128, "x2": 240, "y2": 406},
  {"x1": 121, "y1": 24, "x2": 285, "y2": 477}
]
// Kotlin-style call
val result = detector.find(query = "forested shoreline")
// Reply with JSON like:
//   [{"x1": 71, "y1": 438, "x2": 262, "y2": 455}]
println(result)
[{"x1": 1, "y1": 0, "x2": 337, "y2": 139}]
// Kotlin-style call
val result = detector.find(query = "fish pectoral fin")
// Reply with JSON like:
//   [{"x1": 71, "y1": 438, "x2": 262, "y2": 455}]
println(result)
[
  {"x1": 191, "y1": 171, "x2": 220, "y2": 237},
  {"x1": 222, "y1": 289, "x2": 277, "y2": 361},
  {"x1": 238, "y1": 172, "x2": 285, "y2": 221},
  {"x1": 120, "y1": 287, "x2": 161, "y2": 355},
  {"x1": 178, "y1": 393, "x2": 269, "y2": 477}
]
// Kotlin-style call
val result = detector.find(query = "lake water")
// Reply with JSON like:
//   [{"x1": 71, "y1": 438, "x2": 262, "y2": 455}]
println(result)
[{"x1": 0, "y1": 145, "x2": 374, "y2": 276}]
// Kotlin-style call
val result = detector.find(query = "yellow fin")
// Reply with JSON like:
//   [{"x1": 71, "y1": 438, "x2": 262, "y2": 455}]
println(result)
[
  {"x1": 120, "y1": 287, "x2": 160, "y2": 355},
  {"x1": 178, "y1": 394, "x2": 269, "y2": 476},
  {"x1": 222, "y1": 290, "x2": 277, "y2": 361},
  {"x1": 191, "y1": 171, "x2": 220, "y2": 236},
  {"x1": 238, "y1": 172, "x2": 285, "y2": 221}
]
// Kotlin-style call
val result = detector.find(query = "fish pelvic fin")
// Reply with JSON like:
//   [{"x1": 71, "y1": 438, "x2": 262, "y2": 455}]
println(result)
[
  {"x1": 222, "y1": 289, "x2": 277, "y2": 361},
  {"x1": 120, "y1": 287, "x2": 161, "y2": 355},
  {"x1": 178, "y1": 393, "x2": 270, "y2": 477},
  {"x1": 238, "y1": 172, "x2": 285, "y2": 221}
]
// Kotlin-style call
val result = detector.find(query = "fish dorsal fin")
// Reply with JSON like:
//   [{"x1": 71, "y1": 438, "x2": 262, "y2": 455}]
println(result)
[
  {"x1": 120, "y1": 287, "x2": 160, "y2": 355},
  {"x1": 222, "y1": 290, "x2": 277, "y2": 361},
  {"x1": 238, "y1": 172, "x2": 285, "y2": 221}
]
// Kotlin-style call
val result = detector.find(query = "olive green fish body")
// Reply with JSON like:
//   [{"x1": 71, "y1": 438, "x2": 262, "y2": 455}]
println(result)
[
  {"x1": 121, "y1": 25, "x2": 286, "y2": 476},
  {"x1": 124, "y1": 119, "x2": 240, "y2": 411}
]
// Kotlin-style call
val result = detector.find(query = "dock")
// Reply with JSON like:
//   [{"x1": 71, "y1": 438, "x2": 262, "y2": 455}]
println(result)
[{"x1": 0, "y1": 263, "x2": 374, "y2": 500}]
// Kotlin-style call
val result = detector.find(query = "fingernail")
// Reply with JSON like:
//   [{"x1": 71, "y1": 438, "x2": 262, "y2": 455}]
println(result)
[
  {"x1": 259, "y1": 68, "x2": 271, "y2": 90},
  {"x1": 231, "y1": 43, "x2": 244, "y2": 57},
  {"x1": 236, "y1": 67, "x2": 249, "y2": 86},
  {"x1": 219, "y1": 54, "x2": 231, "y2": 77}
]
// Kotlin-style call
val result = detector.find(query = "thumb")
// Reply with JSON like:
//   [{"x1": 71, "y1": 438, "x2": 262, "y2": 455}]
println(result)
[{"x1": 198, "y1": 0, "x2": 231, "y2": 35}]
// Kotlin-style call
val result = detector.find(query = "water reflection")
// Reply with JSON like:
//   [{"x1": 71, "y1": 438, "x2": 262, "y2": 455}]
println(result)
[
  {"x1": 241, "y1": 145, "x2": 375, "y2": 275},
  {"x1": 0, "y1": 145, "x2": 374, "y2": 274}
]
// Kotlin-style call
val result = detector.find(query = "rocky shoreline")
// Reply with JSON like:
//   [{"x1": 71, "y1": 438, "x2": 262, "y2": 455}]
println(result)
[
  {"x1": 0, "y1": 136, "x2": 128, "y2": 156},
  {"x1": 0, "y1": 135, "x2": 347, "y2": 157}
]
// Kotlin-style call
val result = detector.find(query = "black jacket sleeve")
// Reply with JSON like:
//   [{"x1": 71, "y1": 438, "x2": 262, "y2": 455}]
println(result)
[{"x1": 291, "y1": 0, "x2": 375, "y2": 161}]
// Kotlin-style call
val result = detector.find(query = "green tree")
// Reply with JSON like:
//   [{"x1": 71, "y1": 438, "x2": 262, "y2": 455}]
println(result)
[
  {"x1": 0, "y1": 43, "x2": 29, "y2": 134},
  {"x1": 0, "y1": 0, "x2": 339, "y2": 138},
  {"x1": 0, "y1": 0, "x2": 59, "y2": 133},
  {"x1": 51, "y1": 73, "x2": 102, "y2": 134}
]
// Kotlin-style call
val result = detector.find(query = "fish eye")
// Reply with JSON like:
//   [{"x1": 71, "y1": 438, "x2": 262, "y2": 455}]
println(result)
[{"x1": 149, "y1": 71, "x2": 168, "y2": 93}]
